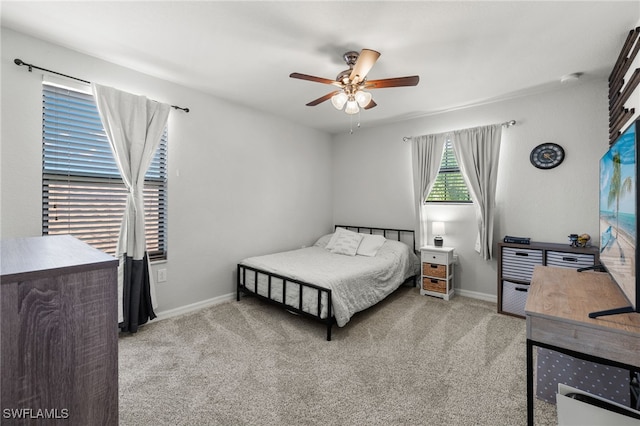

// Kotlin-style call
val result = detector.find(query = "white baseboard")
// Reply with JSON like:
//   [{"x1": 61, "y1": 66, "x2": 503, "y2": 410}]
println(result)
[
  {"x1": 455, "y1": 288, "x2": 497, "y2": 304},
  {"x1": 152, "y1": 288, "x2": 496, "y2": 323},
  {"x1": 153, "y1": 292, "x2": 236, "y2": 322}
]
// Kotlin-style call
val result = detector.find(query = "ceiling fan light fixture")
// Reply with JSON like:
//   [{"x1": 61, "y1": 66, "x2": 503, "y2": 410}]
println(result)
[
  {"x1": 345, "y1": 99, "x2": 360, "y2": 115},
  {"x1": 331, "y1": 92, "x2": 348, "y2": 110},
  {"x1": 354, "y1": 90, "x2": 372, "y2": 108},
  {"x1": 289, "y1": 48, "x2": 420, "y2": 122}
]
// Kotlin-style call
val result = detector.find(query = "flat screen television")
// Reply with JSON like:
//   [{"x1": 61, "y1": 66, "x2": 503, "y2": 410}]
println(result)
[{"x1": 594, "y1": 118, "x2": 640, "y2": 317}]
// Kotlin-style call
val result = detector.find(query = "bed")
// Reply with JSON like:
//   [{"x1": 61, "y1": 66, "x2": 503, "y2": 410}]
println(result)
[{"x1": 236, "y1": 225, "x2": 420, "y2": 340}]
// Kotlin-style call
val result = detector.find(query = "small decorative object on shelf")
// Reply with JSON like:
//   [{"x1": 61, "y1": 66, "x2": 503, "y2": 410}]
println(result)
[
  {"x1": 504, "y1": 235, "x2": 531, "y2": 245},
  {"x1": 569, "y1": 233, "x2": 591, "y2": 247},
  {"x1": 578, "y1": 233, "x2": 591, "y2": 247},
  {"x1": 569, "y1": 234, "x2": 579, "y2": 247}
]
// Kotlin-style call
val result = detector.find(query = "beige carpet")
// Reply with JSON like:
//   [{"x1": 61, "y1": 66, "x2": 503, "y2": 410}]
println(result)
[{"x1": 118, "y1": 286, "x2": 556, "y2": 425}]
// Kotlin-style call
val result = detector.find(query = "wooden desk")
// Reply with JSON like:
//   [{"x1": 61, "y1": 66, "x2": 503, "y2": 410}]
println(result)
[{"x1": 525, "y1": 266, "x2": 640, "y2": 426}]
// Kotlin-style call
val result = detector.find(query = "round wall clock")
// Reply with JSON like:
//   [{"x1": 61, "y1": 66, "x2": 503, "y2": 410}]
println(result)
[{"x1": 530, "y1": 143, "x2": 565, "y2": 169}]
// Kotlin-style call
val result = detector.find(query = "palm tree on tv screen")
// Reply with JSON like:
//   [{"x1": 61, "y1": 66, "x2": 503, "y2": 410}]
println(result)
[{"x1": 608, "y1": 151, "x2": 633, "y2": 239}]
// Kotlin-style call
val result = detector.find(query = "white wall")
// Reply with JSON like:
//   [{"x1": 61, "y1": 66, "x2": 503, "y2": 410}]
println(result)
[
  {"x1": 1, "y1": 28, "x2": 334, "y2": 314},
  {"x1": 332, "y1": 78, "x2": 609, "y2": 299},
  {"x1": 2, "y1": 24, "x2": 636, "y2": 311}
]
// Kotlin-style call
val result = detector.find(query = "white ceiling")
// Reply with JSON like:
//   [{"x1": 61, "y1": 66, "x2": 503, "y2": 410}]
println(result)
[{"x1": 2, "y1": 1, "x2": 639, "y2": 133}]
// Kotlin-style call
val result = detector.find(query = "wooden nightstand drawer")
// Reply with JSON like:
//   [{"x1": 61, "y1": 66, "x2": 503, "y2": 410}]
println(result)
[
  {"x1": 421, "y1": 252, "x2": 448, "y2": 265},
  {"x1": 423, "y1": 277, "x2": 446, "y2": 293},
  {"x1": 423, "y1": 263, "x2": 446, "y2": 279}
]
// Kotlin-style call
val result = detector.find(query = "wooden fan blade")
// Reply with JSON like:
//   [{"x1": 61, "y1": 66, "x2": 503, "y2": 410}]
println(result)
[
  {"x1": 364, "y1": 99, "x2": 377, "y2": 110},
  {"x1": 306, "y1": 91, "x2": 340, "y2": 106},
  {"x1": 365, "y1": 76, "x2": 420, "y2": 89},
  {"x1": 349, "y1": 49, "x2": 381, "y2": 83},
  {"x1": 290, "y1": 72, "x2": 338, "y2": 85}
]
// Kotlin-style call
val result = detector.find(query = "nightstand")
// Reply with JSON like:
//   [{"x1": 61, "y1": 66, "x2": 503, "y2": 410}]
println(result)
[{"x1": 420, "y1": 246, "x2": 454, "y2": 300}]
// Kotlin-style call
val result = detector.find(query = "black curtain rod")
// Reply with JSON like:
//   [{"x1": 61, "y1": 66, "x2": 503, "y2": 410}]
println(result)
[{"x1": 14, "y1": 58, "x2": 190, "y2": 113}]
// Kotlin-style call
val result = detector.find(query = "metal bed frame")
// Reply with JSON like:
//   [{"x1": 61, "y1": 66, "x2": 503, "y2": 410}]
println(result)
[{"x1": 236, "y1": 225, "x2": 416, "y2": 341}]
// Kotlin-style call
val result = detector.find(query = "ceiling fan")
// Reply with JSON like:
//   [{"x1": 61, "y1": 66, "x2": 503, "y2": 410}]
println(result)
[{"x1": 290, "y1": 49, "x2": 419, "y2": 115}]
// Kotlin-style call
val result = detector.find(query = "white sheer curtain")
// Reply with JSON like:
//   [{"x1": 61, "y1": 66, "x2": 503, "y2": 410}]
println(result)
[
  {"x1": 451, "y1": 124, "x2": 502, "y2": 260},
  {"x1": 92, "y1": 83, "x2": 170, "y2": 332},
  {"x1": 411, "y1": 134, "x2": 446, "y2": 248}
]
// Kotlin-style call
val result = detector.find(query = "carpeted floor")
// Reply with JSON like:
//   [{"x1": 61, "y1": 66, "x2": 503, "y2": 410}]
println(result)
[{"x1": 118, "y1": 286, "x2": 556, "y2": 425}]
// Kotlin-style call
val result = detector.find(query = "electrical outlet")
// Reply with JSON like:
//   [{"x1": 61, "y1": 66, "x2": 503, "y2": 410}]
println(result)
[{"x1": 157, "y1": 268, "x2": 167, "y2": 283}]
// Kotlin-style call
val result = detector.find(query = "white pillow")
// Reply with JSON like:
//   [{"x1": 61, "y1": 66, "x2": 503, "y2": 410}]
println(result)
[
  {"x1": 313, "y1": 233, "x2": 333, "y2": 248},
  {"x1": 325, "y1": 227, "x2": 347, "y2": 250},
  {"x1": 356, "y1": 234, "x2": 386, "y2": 257},
  {"x1": 328, "y1": 228, "x2": 363, "y2": 256}
]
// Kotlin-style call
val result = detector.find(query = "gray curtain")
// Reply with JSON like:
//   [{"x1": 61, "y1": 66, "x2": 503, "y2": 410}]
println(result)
[
  {"x1": 93, "y1": 83, "x2": 170, "y2": 333},
  {"x1": 451, "y1": 124, "x2": 502, "y2": 260},
  {"x1": 411, "y1": 134, "x2": 446, "y2": 248}
]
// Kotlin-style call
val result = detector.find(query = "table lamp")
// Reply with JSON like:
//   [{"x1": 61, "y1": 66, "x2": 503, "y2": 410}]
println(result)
[{"x1": 432, "y1": 221, "x2": 445, "y2": 247}]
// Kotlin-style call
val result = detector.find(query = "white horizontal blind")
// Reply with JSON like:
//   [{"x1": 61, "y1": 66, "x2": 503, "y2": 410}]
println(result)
[
  {"x1": 42, "y1": 83, "x2": 168, "y2": 260},
  {"x1": 426, "y1": 139, "x2": 472, "y2": 203}
]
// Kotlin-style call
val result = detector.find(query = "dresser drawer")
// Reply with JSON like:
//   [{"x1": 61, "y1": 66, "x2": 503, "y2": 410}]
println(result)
[
  {"x1": 501, "y1": 247, "x2": 543, "y2": 281},
  {"x1": 546, "y1": 251, "x2": 595, "y2": 269},
  {"x1": 423, "y1": 277, "x2": 446, "y2": 293},
  {"x1": 423, "y1": 263, "x2": 446, "y2": 279}
]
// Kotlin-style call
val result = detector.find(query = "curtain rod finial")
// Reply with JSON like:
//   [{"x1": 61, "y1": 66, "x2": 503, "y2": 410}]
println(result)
[{"x1": 14, "y1": 58, "x2": 32, "y2": 72}]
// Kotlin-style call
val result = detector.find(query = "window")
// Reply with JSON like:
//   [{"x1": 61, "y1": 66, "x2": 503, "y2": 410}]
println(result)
[
  {"x1": 42, "y1": 83, "x2": 168, "y2": 260},
  {"x1": 426, "y1": 139, "x2": 472, "y2": 203}
]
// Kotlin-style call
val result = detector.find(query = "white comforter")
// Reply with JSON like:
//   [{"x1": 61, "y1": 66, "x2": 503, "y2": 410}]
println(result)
[{"x1": 240, "y1": 238, "x2": 419, "y2": 327}]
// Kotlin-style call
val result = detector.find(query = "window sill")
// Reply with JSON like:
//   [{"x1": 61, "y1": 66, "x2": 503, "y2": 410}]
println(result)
[{"x1": 425, "y1": 201, "x2": 473, "y2": 205}]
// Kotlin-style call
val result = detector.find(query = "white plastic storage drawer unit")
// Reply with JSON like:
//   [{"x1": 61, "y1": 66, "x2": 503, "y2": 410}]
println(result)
[
  {"x1": 546, "y1": 251, "x2": 596, "y2": 269},
  {"x1": 501, "y1": 280, "x2": 530, "y2": 316},
  {"x1": 497, "y1": 241, "x2": 599, "y2": 318},
  {"x1": 501, "y1": 247, "x2": 543, "y2": 282}
]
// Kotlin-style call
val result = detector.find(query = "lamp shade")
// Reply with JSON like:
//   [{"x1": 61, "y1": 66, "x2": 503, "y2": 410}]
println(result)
[
  {"x1": 354, "y1": 90, "x2": 372, "y2": 108},
  {"x1": 432, "y1": 221, "x2": 446, "y2": 236},
  {"x1": 344, "y1": 99, "x2": 360, "y2": 115},
  {"x1": 331, "y1": 92, "x2": 348, "y2": 110}
]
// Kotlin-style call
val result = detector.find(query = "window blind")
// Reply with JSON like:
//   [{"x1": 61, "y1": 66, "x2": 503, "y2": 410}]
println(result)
[
  {"x1": 42, "y1": 84, "x2": 168, "y2": 260},
  {"x1": 426, "y1": 139, "x2": 472, "y2": 203}
]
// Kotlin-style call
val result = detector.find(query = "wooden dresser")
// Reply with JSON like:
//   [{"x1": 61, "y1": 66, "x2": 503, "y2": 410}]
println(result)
[{"x1": 1, "y1": 235, "x2": 119, "y2": 425}]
